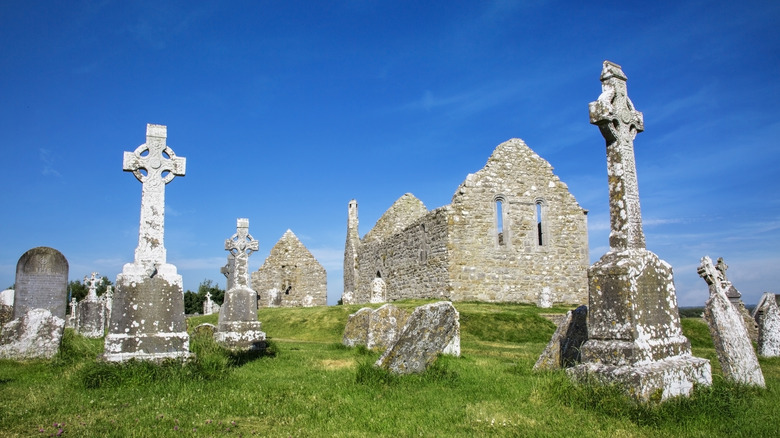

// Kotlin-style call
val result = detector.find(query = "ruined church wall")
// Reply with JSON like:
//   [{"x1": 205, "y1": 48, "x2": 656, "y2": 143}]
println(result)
[
  {"x1": 356, "y1": 207, "x2": 451, "y2": 301},
  {"x1": 447, "y1": 139, "x2": 589, "y2": 305},
  {"x1": 251, "y1": 236, "x2": 327, "y2": 307}
]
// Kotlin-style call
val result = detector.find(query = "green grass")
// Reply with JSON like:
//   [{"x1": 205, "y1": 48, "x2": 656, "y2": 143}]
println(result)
[{"x1": 1, "y1": 301, "x2": 778, "y2": 437}]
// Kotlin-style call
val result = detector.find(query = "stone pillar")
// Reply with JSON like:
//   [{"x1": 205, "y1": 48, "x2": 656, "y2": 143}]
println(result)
[
  {"x1": 342, "y1": 199, "x2": 360, "y2": 304},
  {"x1": 569, "y1": 61, "x2": 711, "y2": 402},
  {"x1": 104, "y1": 124, "x2": 190, "y2": 362}
]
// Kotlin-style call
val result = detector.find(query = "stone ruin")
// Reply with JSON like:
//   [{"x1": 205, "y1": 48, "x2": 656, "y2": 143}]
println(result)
[
  {"x1": 252, "y1": 229, "x2": 327, "y2": 308},
  {"x1": 0, "y1": 247, "x2": 68, "y2": 359},
  {"x1": 103, "y1": 124, "x2": 190, "y2": 362},
  {"x1": 753, "y1": 292, "x2": 780, "y2": 357},
  {"x1": 697, "y1": 256, "x2": 764, "y2": 386},
  {"x1": 534, "y1": 305, "x2": 588, "y2": 371},
  {"x1": 342, "y1": 301, "x2": 461, "y2": 374},
  {"x1": 215, "y1": 218, "x2": 266, "y2": 351},
  {"x1": 568, "y1": 61, "x2": 711, "y2": 402},
  {"x1": 344, "y1": 136, "x2": 590, "y2": 307},
  {"x1": 75, "y1": 272, "x2": 107, "y2": 338}
]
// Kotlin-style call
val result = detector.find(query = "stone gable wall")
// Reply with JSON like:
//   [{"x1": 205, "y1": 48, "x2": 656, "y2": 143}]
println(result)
[
  {"x1": 447, "y1": 139, "x2": 589, "y2": 304},
  {"x1": 252, "y1": 231, "x2": 327, "y2": 307}
]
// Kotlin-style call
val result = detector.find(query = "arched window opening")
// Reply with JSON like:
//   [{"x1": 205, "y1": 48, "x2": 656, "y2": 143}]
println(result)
[{"x1": 496, "y1": 198, "x2": 505, "y2": 246}]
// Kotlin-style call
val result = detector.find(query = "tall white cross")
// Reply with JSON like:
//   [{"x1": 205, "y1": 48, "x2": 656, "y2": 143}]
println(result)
[
  {"x1": 225, "y1": 218, "x2": 258, "y2": 288},
  {"x1": 590, "y1": 61, "x2": 645, "y2": 250},
  {"x1": 84, "y1": 272, "x2": 103, "y2": 300},
  {"x1": 123, "y1": 124, "x2": 186, "y2": 267}
]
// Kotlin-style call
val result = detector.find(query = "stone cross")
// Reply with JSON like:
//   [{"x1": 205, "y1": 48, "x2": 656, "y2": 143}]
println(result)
[
  {"x1": 69, "y1": 297, "x2": 77, "y2": 316},
  {"x1": 84, "y1": 272, "x2": 103, "y2": 300},
  {"x1": 123, "y1": 124, "x2": 186, "y2": 267},
  {"x1": 589, "y1": 61, "x2": 645, "y2": 250},
  {"x1": 225, "y1": 218, "x2": 258, "y2": 288}
]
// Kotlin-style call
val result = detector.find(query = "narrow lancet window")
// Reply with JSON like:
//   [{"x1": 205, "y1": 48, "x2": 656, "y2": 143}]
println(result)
[
  {"x1": 536, "y1": 201, "x2": 545, "y2": 246},
  {"x1": 496, "y1": 199, "x2": 505, "y2": 246}
]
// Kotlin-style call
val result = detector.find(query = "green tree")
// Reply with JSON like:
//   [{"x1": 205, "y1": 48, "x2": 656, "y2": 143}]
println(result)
[
  {"x1": 183, "y1": 279, "x2": 225, "y2": 315},
  {"x1": 68, "y1": 275, "x2": 114, "y2": 302}
]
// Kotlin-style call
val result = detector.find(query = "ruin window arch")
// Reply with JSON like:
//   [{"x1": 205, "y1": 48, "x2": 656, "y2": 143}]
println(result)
[
  {"x1": 535, "y1": 199, "x2": 547, "y2": 246},
  {"x1": 494, "y1": 196, "x2": 508, "y2": 246}
]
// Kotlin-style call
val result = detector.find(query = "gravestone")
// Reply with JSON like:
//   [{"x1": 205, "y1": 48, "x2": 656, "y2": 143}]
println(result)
[
  {"x1": 103, "y1": 285, "x2": 113, "y2": 325},
  {"x1": 0, "y1": 308, "x2": 65, "y2": 359},
  {"x1": 715, "y1": 257, "x2": 759, "y2": 341},
  {"x1": 0, "y1": 289, "x2": 13, "y2": 325},
  {"x1": 13, "y1": 247, "x2": 69, "y2": 320},
  {"x1": 76, "y1": 273, "x2": 107, "y2": 338},
  {"x1": 203, "y1": 291, "x2": 220, "y2": 315},
  {"x1": 221, "y1": 253, "x2": 236, "y2": 292},
  {"x1": 104, "y1": 124, "x2": 190, "y2": 362},
  {"x1": 568, "y1": 61, "x2": 711, "y2": 402},
  {"x1": 367, "y1": 304, "x2": 410, "y2": 351},
  {"x1": 753, "y1": 293, "x2": 780, "y2": 357},
  {"x1": 375, "y1": 301, "x2": 460, "y2": 374},
  {"x1": 534, "y1": 305, "x2": 588, "y2": 370},
  {"x1": 342, "y1": 307, "x2": 372, "y2": 347},
  {"x1": 370, "y1": 276, "x2": 386, "y2": 303},
  {"x1": 66, "y1": 297, "x2": 77, "y2": 328},
  {"x1": 698, "y1": 257, "x2": 764, "y2": 386},
  {"x1": 215, "y1": 218, "x2": 266, "y2": 351}
]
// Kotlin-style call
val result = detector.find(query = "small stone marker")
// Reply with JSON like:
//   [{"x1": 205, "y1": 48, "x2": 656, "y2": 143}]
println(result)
[
  {"x1": 375, "y1": 301, "x2": 460, "y2": 374},
  {"x1": 104, "y1": 124, "x2": 190, "y2": 362},
  {"x1": 66, "y1": 297, "x2": 77, "y2": 328},
  {"x1": 370, "y1": 276, "x2": 386, "y2": 304},
  {"x1": 367, "y1": 304, "x2": 410, "y2": 351},
  {"x1": 203, "y1": 291, "x2": 220, "y2": 315},
  {"x1": 569, "y1": 61, "x2": 711, "y2": 402},
  {"x1": 753, "y1": 292, "x2": 780, "y2": 357},
  {"x1": 215, "y1": 218, "x2": 266, "y2": 351},
  {"x1": 0, "y1": 308, "x2": 65, "y2": 359},
  {"x1": 76, "y1": 273, "x2": 107, "y2": 338},
  {"x1": 698, "y1": 256, "x2": 764, "y2": 386},
  {"x1": 0, "y1": 289, "x2": 13, "y2": 325},
  {"x1": 342, "y1": 307, "x2": 372, "y2": 347},
  {"x1": 13, "y1": 247, "x2": 69, "y2": 320},
  {"x1": 534, "y1": 305, "x2": 588, "y2": 370}
]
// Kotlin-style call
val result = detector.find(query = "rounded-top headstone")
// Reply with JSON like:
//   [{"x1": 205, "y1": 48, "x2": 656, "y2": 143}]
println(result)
[{"x1": 13, "y1": 247, "x2": 68, "y2": 320}]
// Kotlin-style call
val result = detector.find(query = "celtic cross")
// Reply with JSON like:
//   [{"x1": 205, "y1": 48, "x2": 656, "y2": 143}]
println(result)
[
  {"x1": 590, "y1": 61, "x2": 645, "y2": 250},
  {"x1": 225, "y1": 218, "x2": 259, "y2": 288},
  {"x1": 84, "y1": 272, "x2": 103, "y2": 300},
  {"x1": 123, "y1": 124, "x2": 186, "y2": 266}
]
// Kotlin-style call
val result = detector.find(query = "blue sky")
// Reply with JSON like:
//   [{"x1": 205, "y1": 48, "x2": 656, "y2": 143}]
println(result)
[{"x1": 1, "y1": 1, "x2": 778, "y2": 306}]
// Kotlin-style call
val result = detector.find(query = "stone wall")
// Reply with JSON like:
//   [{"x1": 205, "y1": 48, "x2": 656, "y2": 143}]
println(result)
[
  {"x1": 345, "y1": 138, "x2": 589, "y2": 306},
  {"x1": 252, "y1": 230, "x2": 327, "y2": 307}
]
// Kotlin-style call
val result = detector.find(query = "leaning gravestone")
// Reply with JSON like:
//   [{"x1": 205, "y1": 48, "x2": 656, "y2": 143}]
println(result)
[
  {"x1": 714, "y1": 257, "x2": 759, "y2": 342},
  {"x1": 568, "y1": 61, "x2": 711, "y2": 402},
  {"x1": 375, "y1": 301, "x2": 460, "y2": 374},
  {"x1": 76, "y1": 273, "x2": 107, "y2": 338},
  {"x1": 13, "y1": 247, "x2": 69, "y2": 320},
  {"x1": 0, "y1": 308, "x2": 65, "y2": 359},
  {"x1": 698, "y1": 256, "x2": 764, "y2": 386},
  {"x1": 342, "y1": 307, "x2": 372, "y2": 347},
  {"x1": 103, "y1": 124, "x2": 190, "y2": 362},
  {"x1": 367, "y1": 304, "x2": 410, "y2": 351},
  {"x1": 215, "y1": 218, "x2": 266, "y2": 351},
  {"x1": 753, "y1": 292, "x2": 780, "y2": 357},
  {"x1": 534, "y1": 305, "x2": 588, "y2": 370}
]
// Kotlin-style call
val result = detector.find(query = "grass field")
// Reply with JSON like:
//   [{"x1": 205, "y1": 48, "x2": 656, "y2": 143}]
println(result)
[{"x1": 1, "y1": 301, "x2": 778, "y2": 437}]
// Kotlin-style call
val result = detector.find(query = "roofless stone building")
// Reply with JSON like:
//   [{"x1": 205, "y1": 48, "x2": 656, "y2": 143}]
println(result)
[{"x1": 343, "y1": 138, "x2": 589, "y2": 306}]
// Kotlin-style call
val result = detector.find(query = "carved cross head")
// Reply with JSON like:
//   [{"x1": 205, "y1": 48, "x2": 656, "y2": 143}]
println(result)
[
  {"x1": 123, "y1": 124, "x2": 186, "y2": 187},
  {"x1": 589, "y1": 61, "x2": 644, "y2": 142}
]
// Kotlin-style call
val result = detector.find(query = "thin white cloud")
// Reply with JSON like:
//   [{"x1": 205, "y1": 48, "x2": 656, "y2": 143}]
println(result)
[{"x1": 39, "y1": 148, "x2": 61, "y2": 177}]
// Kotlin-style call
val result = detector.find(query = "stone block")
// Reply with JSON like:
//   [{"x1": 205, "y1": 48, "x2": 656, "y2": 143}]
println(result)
[
  {"x1": 375, "y1": 301, "x2": 460, "y2": 374},
  {"x1": 215, "y1": 285, "x2": 266, "y2": 351},
  {"x1": 0, "y1": 309, "x2": 65, "y2": 360},
  {"x1": 76, "y1": 299, "x2": 106, "y2": 338},
  {"x1": 754, "y1": 293, "x2": 780, "y2": 358},
  {"x1": 534, "y1": 305, "x2": 588, "y2": 370},
  {"x1": 342, "y1": 307, "x2": 372, "y2": 347},
  {"x1": 366, "y1": 304, "x2": 409, "y2": 351}
]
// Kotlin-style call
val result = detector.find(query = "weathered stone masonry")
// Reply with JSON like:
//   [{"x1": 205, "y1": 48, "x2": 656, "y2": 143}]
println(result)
[{"x1": 344, "y1": 138, "x2": 590, "y2": 305}]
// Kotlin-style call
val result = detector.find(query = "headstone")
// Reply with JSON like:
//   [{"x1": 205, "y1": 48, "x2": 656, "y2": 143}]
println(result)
[
  {"x1": 76, "y1": 273, "x2": 107, "y2": 338},
  {"x1": 538, "y1": 286, "x2": 553, "y2": 309},
  {"x1": 366, "y1": 304, "x2": 410, "y2": 351},
  {"x1": 714, "y1": 257, "x2": 759, "y2": 341},
  {"x1": 215, "y1": 218, "x2": 266, "y2": 351},
  {"x1": 569, "y1": 61, "x2": 711, "y2": 402},
  {"x1": 370, "y1": 276, "x2": 386, "y2": 304},
  {"x1": 193, "y1": 323, "x2": 217, "y2": 337},
  {"x1": 0, "y1": 289, "x2": 13, "y2": 325},
  {"x1": 203, "y1": 291, "x2": 218, "y2": 315},
  {"x1": 66, "y1": 297, "x2": 77, "y2": 328},
  {"x1": 342, "y1": 307, "x2": 372, "y2": 347},
  {"x1": 534, "y1": 305, "x2": 588, "y2": 370},
  {"x1": 0, "y1": 309, "x2": 65, "y2": 359},
  {"x1": 103, "y1": 285, "x2": 114, "y2": 325},
  {"x1": 104, "y1": 124, "x2": 190, "y2": 362},
  {"x1": 753, "y1": 292, "x2": 780, "y2": 357},
  {"x1": 697, "y1": 257, "x2": 764, "y2": 385},
  {"x1": 13, "y1": 247, "x2": 69, "y2": 320},
  {"x1": 375, "y1": 301, "x2": 460, "y2": 374}
]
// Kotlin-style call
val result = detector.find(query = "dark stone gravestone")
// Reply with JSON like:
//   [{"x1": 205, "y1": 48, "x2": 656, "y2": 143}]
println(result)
[{"x1": 13, "y1": 247, "x2": 68, "y2": 320}]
